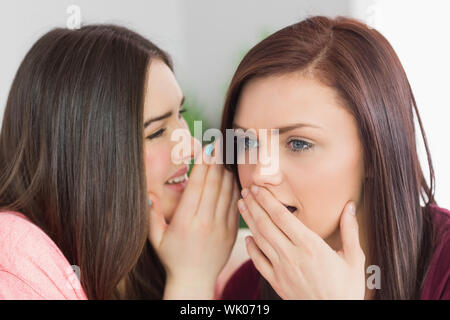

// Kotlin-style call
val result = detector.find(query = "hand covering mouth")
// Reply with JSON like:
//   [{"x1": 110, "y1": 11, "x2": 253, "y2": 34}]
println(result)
[{"x1": 283, "y1": 204, "x2": 297, "y2": 213}]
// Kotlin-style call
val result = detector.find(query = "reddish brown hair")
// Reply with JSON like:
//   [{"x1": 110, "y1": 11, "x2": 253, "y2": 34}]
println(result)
[{"x1": 221, "y1": 16, "x2": 436, "y2": 299}]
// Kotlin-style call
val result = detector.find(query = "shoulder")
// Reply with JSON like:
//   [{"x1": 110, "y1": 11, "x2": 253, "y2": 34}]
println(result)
[
  {"x1": 429, "y1": 205, "x2": 450, "y2": 235},
  {"x1": 421, "y1": 205, "x2": 450, "y2": 300},
  {"x1": 0, "y1": 211, "x2": 64, "y2": 267},
  {"x1": 0, "y1": 211, "x2": 87, "y2": 299},
  {"x1": 221, "y1": 258, "x2": 261, "y2": 300}
]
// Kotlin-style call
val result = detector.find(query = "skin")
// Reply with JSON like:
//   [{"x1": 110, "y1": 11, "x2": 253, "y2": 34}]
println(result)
[
  {"x1": 142, "y1": 59, "x2": 198, "y2": 221},
  {"x1": 140, "y1": 59, "x2": 240, "y2": 299},
  {"x1": 233, "y1": 72, "x2": 375, "y2": 299}
]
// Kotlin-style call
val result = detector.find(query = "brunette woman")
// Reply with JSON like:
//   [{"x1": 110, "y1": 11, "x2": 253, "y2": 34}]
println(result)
[{"x1": 0, "y1": 25, "x2": 239, "y2": 299}]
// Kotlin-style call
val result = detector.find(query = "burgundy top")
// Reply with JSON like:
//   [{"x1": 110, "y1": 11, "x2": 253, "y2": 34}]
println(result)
[{"x1": 221, "y1": 205, "x2": 450, "y2": 300}]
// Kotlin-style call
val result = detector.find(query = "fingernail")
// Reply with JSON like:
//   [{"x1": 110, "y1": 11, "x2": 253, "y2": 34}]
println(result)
[
  {"x1": 241, "y1": 188, "x2": 248, "y2": 199},
  {"x1": 245, "y1": 236, "x2": 251, "y2": 245},
  {"x1": 348, "y1": 203, "x2": 356, "y2": 216},
  {"x1": 238, "y1": 199, "x2": 247, "y2": 212},
  {"x1": 148, "y1": 199, "x2": 153, "y2": 207},
  {"x1": 204, "y1": 143, "x2": 214, "y2": 156},
  {"x1": 251, "y1": 185, "x2": 258, "y2": 195}
]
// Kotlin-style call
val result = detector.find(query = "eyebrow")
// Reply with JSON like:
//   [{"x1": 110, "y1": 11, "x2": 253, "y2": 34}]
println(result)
[
  {"x1": 144, "y1": 96, "x2": 185, "y2": 129},
  {"x1": 232, "y1": 122, "x2": 322, "y2": 134}
]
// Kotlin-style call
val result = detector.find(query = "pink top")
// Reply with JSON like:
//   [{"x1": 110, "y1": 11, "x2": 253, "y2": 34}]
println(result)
[
  {"x1": 222, "y1": 205, "x2": 450, "y2": 300},
  {"x1": 0, "y1": 211, "x2": 87, "y2": 299}
]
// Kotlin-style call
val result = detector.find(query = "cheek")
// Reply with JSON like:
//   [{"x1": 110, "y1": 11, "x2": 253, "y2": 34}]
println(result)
[
  {"x1": 289, "y1": 148, "x2": 363, "y2": 238},
  {"x1": 144, "y1": 142, "x2": 172, "y2": 194},
  {"x1": 237, "y1": 164, "x2": 253, "y2": 189}
]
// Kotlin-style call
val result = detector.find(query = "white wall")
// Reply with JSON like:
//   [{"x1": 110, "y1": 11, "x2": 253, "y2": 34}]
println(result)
[
  {"x1": 0, "y1": 0, "x2": 352, "y2": 128},
  {"x1": 351, "y1": 0, "x2": 450, "y2": 209},
  {"x1": 180, "y1": 0, "x2": 352, "y2": 127},
  {"x1": 0, "y1": 0, "x2": 186, "y2": 125}
]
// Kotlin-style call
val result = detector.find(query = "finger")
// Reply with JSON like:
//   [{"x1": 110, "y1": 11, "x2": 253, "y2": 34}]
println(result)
[
  {"x1": 242, "y1": 188, "x2": 294, "y2": 255},
  {"x1": 340, "y1": 201, "x2": 365, "y2": 267},
  {"x1": 196, "y1": 157, "x2": 224, "y2": 221},
  {"x1": 238, "y1": 198, "x2": 279, "y2": 263},
  {"x1": 147, "y1": 194, "x2": 167, "y2": 249},
  {"x1": 202, "y1": 138, "x2": 221, "y2": 165},
  {"x1": 215, "y1": 169, "x2": 234, "y2": 222},
  {"x1": 250, "y1": 185, "x2": 319, "y2": 247},
  {"x1": 245, "y1": 236, "x2": 275, "y2": 284},
  {"x1": 227, "y1": 180, "x2": 240, "y2": 230},
  {"x1": 171, "y1": 146, "x2": 210, "y2": 225}
]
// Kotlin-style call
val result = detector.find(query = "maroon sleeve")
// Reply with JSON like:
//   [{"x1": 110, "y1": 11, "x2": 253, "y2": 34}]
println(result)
[
  {"x1": 421, "y1": 206, "x2": 450, "y2": 300},
  {"x1": 220, "y1": 259, "x2": 261, "y2": 300}
]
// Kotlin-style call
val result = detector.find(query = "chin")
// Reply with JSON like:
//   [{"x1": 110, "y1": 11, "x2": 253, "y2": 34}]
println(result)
[
  {"x1": 162, "y1": 207, "x2": 176, "y2": 223},
  {"x1": 162, "y1": 194, "x2": 182, "y2": 221}
]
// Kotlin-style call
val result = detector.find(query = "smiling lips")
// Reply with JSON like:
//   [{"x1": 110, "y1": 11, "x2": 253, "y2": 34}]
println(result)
[
  {"x1": 167, "y1": 173, "x2": 188, "y2": 185},
  {"x1": 165, "y1": 165, "x2": 189, "y2": 192}
]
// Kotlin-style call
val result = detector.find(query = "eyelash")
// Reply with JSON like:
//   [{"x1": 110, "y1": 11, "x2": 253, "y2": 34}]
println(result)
[
  {"x1": 240, "y1": 137, "x2": 314, "y2": 153},
  {"x1": 146, "y1": 108, "x2": 187, "y2": 140},
  {"x1": 146, "y1": 128, "x2": 166, "y2": 140},
  {"x1": 286, "y1": 138, "x2": 314, "y2": 152},
  {"x1": 178, "y1": 108, "x2": 187, "y2": 119}
]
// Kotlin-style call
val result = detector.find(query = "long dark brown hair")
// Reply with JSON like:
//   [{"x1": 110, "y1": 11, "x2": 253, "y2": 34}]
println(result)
[
  {"x1": 0, "y1": 24, "x2": 171, "y2": 299},
  {"x1": 220, "y1": 16, "x2": 436, "y2": 300}
]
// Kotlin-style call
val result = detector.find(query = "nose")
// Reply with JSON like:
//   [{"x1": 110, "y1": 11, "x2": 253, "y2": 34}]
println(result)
[
  {"x1": 250, "y1": 143, "x2": 283, "y2": 187},
  {"x1": 170, "y1": 124, "x2": 201, "y2": 165}
]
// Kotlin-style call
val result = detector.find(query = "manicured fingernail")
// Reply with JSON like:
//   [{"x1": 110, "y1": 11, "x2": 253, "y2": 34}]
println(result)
[
  {"x1": 251, "y1": 185, "x2": 258, "y2": 195},
  {"x1": 241, "y1": 188, "x2": 248, "y2": 198},
  {"x1": 204, "y1": 143, "x2": 214, "y2": 156},
  {"x1": 148, "y1": 198, "x2": 153, "y2": 207},
  {"x1": 348, "y1": 203, "x2": 356, "y2": 216},
  {"x1": 238, "y1": 199, "x2": 247, "y2": 212}
]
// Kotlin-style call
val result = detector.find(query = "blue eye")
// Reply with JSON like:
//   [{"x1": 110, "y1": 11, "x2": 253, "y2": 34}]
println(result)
[
  {"x1": 244, "y1": 137, "x2": 258, "y2": 150},
  {"x1": 288, "y1": 139, "x2": 313, "y2": 152}
]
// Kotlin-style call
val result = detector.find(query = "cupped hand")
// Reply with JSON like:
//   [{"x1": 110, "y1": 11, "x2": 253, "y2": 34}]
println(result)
[
  {"x1": 238, "y1": 185, "x2": 366, "y2": 300},
  {"x1": 148, "y1": 143, "x2": 240, "y2": 298}
]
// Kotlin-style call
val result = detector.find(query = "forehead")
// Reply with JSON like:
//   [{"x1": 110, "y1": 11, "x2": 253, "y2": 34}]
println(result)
[
  {"x1": 143, "y1": 59, "x2": 182, "y2": 118},
  {"x1": 234, "y1": 73, "x2": 351, "y2": 130}
]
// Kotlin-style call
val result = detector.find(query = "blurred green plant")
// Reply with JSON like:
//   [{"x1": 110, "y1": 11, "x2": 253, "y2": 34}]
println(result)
[
  {"x1": 183, "y1": 94, "x2": 210, "y2": 139},
  {"x1": 181, "y1": 92, "x2": 210, "y2": 175}
]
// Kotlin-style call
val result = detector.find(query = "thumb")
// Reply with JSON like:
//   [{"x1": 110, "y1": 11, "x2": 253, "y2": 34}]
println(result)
[
  {"x1": 339, "y1": 201, "x2": 364, "y2": 266},
  {"x1": 147, "y1": 193, "x2": 167, "y2": 249}
]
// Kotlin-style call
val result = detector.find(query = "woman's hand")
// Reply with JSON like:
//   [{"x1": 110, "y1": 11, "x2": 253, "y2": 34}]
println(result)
[
  {"x1": 148, "y1": 143, "x2": 240, "y2": 299},
  {"x1": 238, "y1": 185, "x2": 366, "y2": 300}
]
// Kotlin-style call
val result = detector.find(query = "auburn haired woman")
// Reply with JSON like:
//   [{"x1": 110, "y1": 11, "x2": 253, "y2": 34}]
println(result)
[{"x1": 220, "y1": 16, "x2": 450, "y2": 300}]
